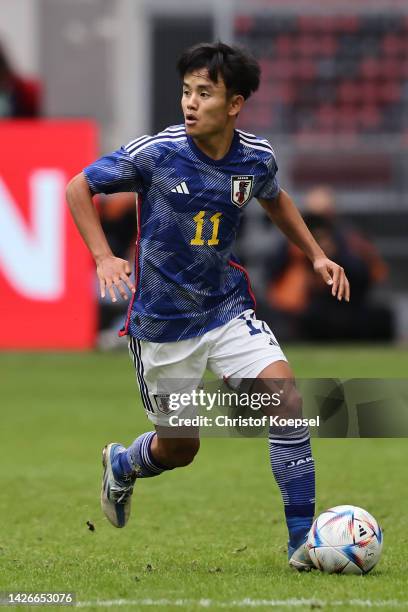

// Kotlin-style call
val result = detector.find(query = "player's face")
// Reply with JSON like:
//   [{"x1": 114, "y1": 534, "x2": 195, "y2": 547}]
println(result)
[{"x1": 181, "y1": 69, "x2": 242, "y2": 139}]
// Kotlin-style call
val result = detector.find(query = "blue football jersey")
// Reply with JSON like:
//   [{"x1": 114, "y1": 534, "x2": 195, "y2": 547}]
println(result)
[{"x1": 84, "y1": 124, "x2": 280, "y2": 342}]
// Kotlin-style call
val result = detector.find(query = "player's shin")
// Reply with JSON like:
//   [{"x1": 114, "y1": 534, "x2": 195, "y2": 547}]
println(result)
[{"x1": 268, "y1": 425, "x2": 315, "y2": 550}]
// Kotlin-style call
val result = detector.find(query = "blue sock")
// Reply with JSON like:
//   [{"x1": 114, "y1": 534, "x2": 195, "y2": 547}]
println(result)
[
  {"x1": 114, "y1": 431, "x2": 171, "y2": 479},
  {"x1": 269, "y1": 427, "x2": 315, "y2": 549}
]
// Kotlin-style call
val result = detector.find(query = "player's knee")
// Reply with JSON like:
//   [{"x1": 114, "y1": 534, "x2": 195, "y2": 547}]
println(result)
[{"x1": 280, "y1": 386, "x2": 303, "y2": 419}]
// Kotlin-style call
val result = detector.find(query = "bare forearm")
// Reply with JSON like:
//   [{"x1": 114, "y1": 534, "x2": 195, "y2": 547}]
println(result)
[
  {"x1": 259, "y1": 189, "x2": 350, "y2": 301},
  {"x1": 259, "y1": 189, "x2": 324, "y2": 262},
  {"x1": 66, "y1": 172, "x2": 113, "y2": 263},
  {"x1": 66, "y1": 172, "x2": 135, "y2": 301}
]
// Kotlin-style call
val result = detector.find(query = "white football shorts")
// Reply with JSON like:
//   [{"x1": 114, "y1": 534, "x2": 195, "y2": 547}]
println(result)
[{"x1": 128, "y1": 309, "x2": 287, "y2": 426}]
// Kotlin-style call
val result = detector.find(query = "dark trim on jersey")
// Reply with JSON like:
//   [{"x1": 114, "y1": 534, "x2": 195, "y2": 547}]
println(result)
[
  {"x1": 228, "y1": 259, "x2": 257, "y2": 309},
  {"x1": 129, "y1": 337, "x2": 154, "y2": 413}
]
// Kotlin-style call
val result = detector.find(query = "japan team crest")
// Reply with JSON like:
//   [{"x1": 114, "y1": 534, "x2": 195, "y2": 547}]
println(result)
[
  {"x1": 154, "y1": 393, "x2": 172, "y2": 414},
  {"x1": 231, "y1": 175, "x2": 254, "y2": 207}
]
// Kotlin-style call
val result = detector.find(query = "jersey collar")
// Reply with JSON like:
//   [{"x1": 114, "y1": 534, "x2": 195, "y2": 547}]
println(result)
[{"x1": 187, "y1": 130, "x2": 240, "y2": 166}]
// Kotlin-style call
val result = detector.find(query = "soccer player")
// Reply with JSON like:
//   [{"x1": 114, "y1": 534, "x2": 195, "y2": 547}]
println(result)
[{"x1": 66, "y1": 42, "x2": 350, "y2": 571}]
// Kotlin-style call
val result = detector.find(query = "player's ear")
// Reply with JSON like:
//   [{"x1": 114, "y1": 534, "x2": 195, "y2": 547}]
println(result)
[{"x1": 228, "y1": 94, "x2": 245, "y2": 118}]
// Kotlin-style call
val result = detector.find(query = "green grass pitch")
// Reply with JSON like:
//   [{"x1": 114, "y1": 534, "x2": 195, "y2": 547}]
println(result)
[{"x1": 0, "y1": 345, "x2": 407, "y2": 611}]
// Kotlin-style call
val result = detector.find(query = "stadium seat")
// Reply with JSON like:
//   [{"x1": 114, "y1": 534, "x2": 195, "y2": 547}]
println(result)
[{"x1": 235, "y1": 10, "x2": 408, "y2": 135}]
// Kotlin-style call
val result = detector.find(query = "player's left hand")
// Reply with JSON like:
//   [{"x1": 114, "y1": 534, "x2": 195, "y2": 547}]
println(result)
[{"x1": 313, "y1": 257, "x2": 350, "y2": 302}]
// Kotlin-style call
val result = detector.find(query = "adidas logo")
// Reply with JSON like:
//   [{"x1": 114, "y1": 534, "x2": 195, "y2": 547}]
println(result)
[
  {"x1": 358, "y1": 525, "x2": 367, "y2": 537},
  {"x1": 171, "y1": 181, "x2": 190, "y2": 194}
]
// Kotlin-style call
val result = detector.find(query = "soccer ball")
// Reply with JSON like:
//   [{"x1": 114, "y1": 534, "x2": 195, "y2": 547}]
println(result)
[{"x1": 307, "y1": 505, "x2": 383, "y2": 574}]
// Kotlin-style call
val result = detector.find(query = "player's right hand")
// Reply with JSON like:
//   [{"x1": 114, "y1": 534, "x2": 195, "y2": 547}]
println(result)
[
  {"x1": 96, "y1": 254, "x2": 136, "y2": 302},
  {"x1": 313, "y1": 256, "x2": 350, "y2": 302}
]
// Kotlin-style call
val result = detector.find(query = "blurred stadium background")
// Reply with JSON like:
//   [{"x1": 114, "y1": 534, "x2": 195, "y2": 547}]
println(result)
[
  {"x1": 1, "y1": 2, "x2": 408, "y2": 607},
  {"x1": 0, "y1": 0, "x2": 407, "y2": 348}
]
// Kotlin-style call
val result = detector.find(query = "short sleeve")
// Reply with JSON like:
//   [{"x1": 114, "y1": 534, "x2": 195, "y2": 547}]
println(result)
[
  {"x1": 83, "y1": 146, "x2": 143, "y2": 195},
  {"x1": 256, "y1": 153, "x2": 280, "y2": 200}
]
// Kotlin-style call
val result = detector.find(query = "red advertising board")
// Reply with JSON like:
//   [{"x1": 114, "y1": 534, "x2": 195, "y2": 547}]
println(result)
[{"x1": 0, "y1": 121, "x2": 98, "y2": 349}]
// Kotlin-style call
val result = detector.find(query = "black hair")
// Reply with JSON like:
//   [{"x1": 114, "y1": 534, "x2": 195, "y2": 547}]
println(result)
[{"x1": 177, "y1": 41, "x2": 260, "y2": 100}]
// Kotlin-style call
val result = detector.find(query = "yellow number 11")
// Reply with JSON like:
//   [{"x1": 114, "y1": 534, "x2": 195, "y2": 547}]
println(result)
[{"x1": 191, "y1": 211, "x2": 222, "y2": 246}]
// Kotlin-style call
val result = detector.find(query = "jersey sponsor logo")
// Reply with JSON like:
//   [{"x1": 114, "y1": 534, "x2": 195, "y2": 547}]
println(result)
[
  {"x1": 171, "y1": 181, "x2": 190, "y2": 195},
  {"x1": 231, "y1": 175, "x2": 254, "y2": 207}
]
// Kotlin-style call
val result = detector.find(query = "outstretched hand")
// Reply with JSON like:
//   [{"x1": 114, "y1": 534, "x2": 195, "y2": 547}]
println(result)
[
  {"x1": 96, "y1": 254, "x2": 135, "y2": 302},
  {"x1": 313, "y1": 257, "x2": 350, "y2": 302}
]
